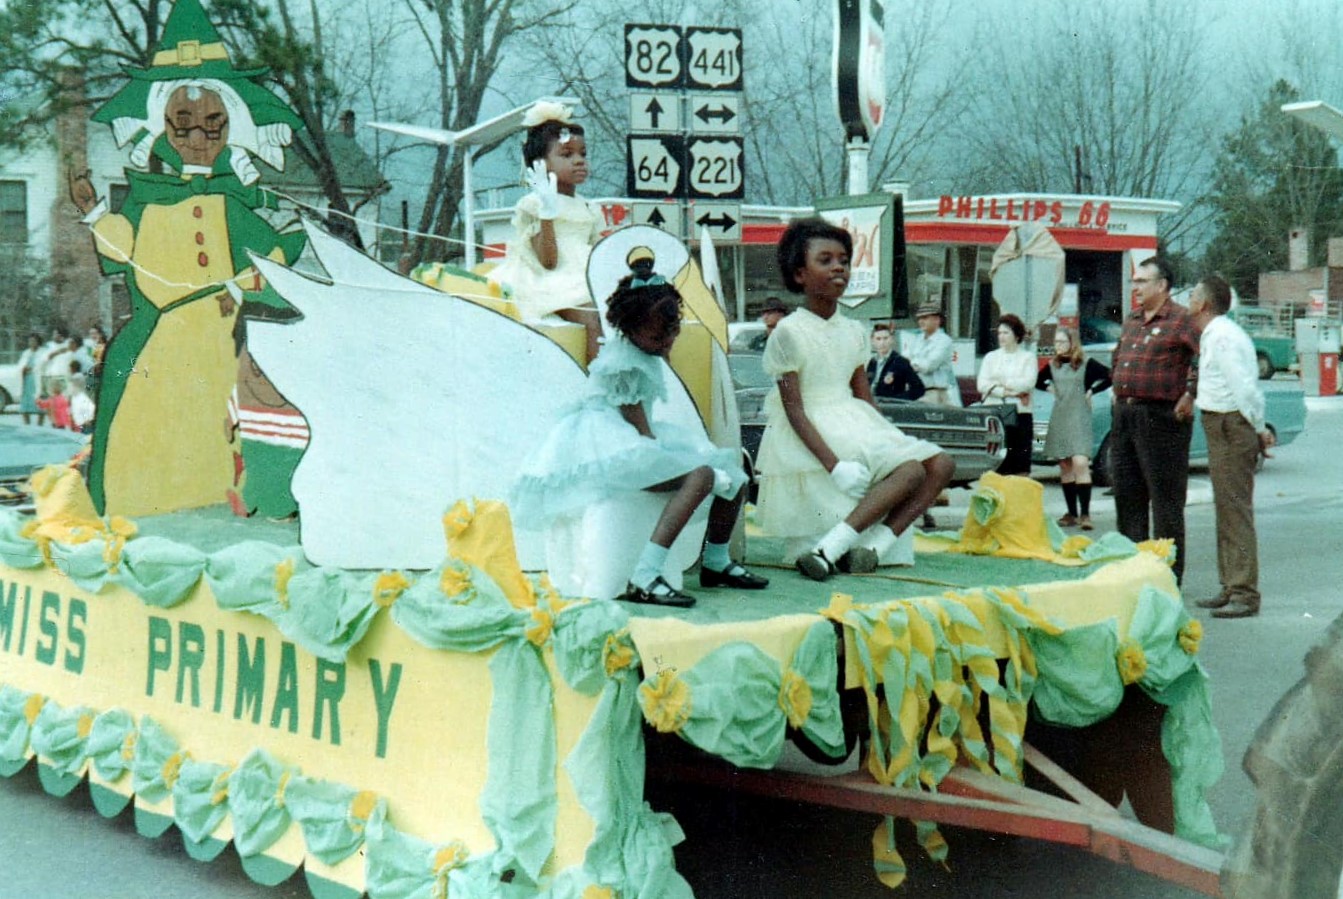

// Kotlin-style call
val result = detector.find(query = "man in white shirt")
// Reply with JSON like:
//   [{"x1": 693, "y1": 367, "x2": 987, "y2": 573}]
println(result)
[
  {"x1": 908, "y1": 302, "x2": 961, "y2": 406},
  {"x1": 1189, "y1": 275, "x2": 1275, "y2": 619}
]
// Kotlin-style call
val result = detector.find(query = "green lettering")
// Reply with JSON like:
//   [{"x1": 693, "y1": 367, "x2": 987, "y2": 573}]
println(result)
[
  {"x1": 269, "y1": 641, "x2": 299, "y2": 733},
  {"x1": 17, "y1": 583, "x2": 31, "y2": 655},
  {"x1": 368, "y1": 659, "x2": 403, "y2": 759},
  {"x1": 213, "y1": 629, "x2": 225, "y2": 713},
  {"x1": 35, "y1": 592, "x2": 60, "y2": 665},
  {"x1": 312, "y1": 658, "x2": 345, "y2": 746},
  {"x1": 175, "y1": 621, "x2": 205, "y2": 707},
  {"x1": 234, "y1": 634, "x2": 266, "y2": 723},
  {"x1": 0, "y1": 580, "x2": 23, "y2": 652},
  {"x1": 63, "y1": 598, "x2": 86, "y2": 674},
  {"x1": 146, "y1": 616, "x2": 172, "y2": 696}
]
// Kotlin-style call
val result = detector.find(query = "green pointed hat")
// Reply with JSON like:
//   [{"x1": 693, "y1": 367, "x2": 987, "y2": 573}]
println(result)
[
  {"x1": 126, "y1": 0, "x2": 267, "y2": 81},
  {"x1": 92, "y1": 0, "x2": 300, "y2": 132}
]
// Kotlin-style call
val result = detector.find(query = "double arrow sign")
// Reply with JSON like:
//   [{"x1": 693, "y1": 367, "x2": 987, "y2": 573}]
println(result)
[
  {"x1": 644, "y1": 206, "x2": 734, "y2": 229},
  {"x1": 640, "y1": 97, "x2": 735, "y2": 129}
]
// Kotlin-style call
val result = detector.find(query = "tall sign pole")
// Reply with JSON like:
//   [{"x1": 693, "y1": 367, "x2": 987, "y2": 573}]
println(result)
[
  {"x1": 625, "y1": 24, "x2": 745, "y2": 242},
  {"x1": 833, "y1": 0, "x2": 886, "y2": 195}
]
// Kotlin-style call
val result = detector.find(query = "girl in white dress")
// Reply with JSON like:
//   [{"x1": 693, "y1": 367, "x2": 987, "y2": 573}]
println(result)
[
  {"x1": 511, "y1": 273, "x2": 768, "y2": 607},
  {"x1": 496, "y1": 103, "x2": 604, "y2": 363},
  {"x1": 758, "y1": 219, "x2": 955, "y2": 581}
]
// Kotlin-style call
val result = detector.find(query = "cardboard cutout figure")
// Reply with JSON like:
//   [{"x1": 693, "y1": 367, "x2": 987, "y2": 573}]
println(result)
[{"x1": 70, "y1": 0, "x2": 307, "y2": 517}]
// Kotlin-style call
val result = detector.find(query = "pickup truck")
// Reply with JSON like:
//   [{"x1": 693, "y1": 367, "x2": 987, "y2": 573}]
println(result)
[{"x1": 1228, "y1": 307, "x2": 1297, "y2": 379}]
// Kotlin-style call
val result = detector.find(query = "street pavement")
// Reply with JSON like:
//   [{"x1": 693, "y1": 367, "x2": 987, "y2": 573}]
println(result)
[{"x1": 1, "y1": 396, "x2": 1340, "y2": 897}]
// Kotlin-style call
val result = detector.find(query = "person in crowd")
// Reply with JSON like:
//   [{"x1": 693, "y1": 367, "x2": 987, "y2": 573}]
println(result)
[
  {"x1": 511, "y1": 266, "x2": 767, "y2": 608},
  {"x1": 908, "y1": 302, "x2": 961, "y2": 406},
  {"x1": 37, "y1": 380, "x2": 73, "y2": 431},
  {"x1": 1189, "y1": 275, "x2": 1274, "y2": 618},
  {"x1": 760, "y1": 296, "x2": 790, "y2": 338},
  {"x1": 866, "y1": 322, "x2": 925, "y2": 401},
  {"x1": 68, "y1": 374, "x2": 96, "y2": 434},
  {"x1": 1037, "y1": 327, "x2": 1111, "y2": 529},
  {"x1": 41, "y1": 326, "x2": 72, "y2": 396},
  {"x1": 756, "y1": 218, "x2": 953, "y2": 581},
  {"x1": 978, "y1": 313, "x2": 1037, "y2": 476},
  {"x1": 17, "y1": 332, "x2": 44, "y2": 425},
  {"x1": 1109, "y1": 256, "x2": 1200, "y2": 584},
  {"x1": 492, "y1": 101, "x2": 604, "y2": 364},
  {"x1": 85, "y1": 325, "x2": 108, "y2": 398}
]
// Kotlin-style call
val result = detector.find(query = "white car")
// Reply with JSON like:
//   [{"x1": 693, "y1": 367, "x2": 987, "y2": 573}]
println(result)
[{"x1": 0, "y1": 362, "x2": 21, "y2": 409}]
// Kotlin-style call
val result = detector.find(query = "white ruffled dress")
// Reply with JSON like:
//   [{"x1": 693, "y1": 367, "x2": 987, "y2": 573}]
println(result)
[
  {"x1": 510, "y1": 333, "x2": 746, "y2": 529},
  {"x1": 757, "y1": 308, "x2": 942, "y2": 537},
  {"x1": 492, "y1": 193, "x2": 604, "y2": 321}
]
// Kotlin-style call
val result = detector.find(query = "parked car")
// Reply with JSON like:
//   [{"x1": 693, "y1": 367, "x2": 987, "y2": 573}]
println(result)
[
  {"x1": 1030, "y1": 381, "x2": 1307, "y2": 485},
  {"x1": 1227, "y1": 307, "x2": 1298, "y2": 379},
  {"x1": 0, "y1": 361, "x2": 20, "y2": 409},
  {"x1": 0, "y1": 422, "x2": 87, "y2": 508},
  {"x1": 730, "y1": 353, "x2": 1007, "y2": 488}
]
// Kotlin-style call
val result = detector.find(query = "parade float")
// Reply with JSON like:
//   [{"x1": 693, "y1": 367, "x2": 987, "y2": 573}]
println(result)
[{"x1": 0, "y1": 1, "x2": 1228, "y2": 896}]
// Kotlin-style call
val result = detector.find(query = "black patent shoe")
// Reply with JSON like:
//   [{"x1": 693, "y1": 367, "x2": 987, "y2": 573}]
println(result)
[
  {"x1": 617, "y1": 576, "x2": 697, "y2": 608},
  {"x1": 795, "y1": 549, "x2": 837, "y2": 582},
  {"x1": 837, "y1": 547, "x2": 878, "y2": 574},
  {"x1": 700, "y1": 562, "x2": 770, "y2": 590}
]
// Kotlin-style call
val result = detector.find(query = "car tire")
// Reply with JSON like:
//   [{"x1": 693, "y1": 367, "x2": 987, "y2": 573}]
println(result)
[
  {"x1": 1222, "y1": 612, "x2": 1343, "y2": 898},
  {"x1": 1091, "y1": 434, "x2": 1112, "y2": 488},
  {"x1": 1257, "y1": 353, "x2": 1274, "y2": 380}
]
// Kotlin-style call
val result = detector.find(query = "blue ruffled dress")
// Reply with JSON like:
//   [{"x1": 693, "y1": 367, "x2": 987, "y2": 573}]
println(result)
[{"x1": 510, "y1": 333, "x2": 746, "y2": 528}]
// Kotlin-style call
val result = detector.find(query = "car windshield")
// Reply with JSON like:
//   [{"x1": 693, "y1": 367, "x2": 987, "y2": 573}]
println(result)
[
  {"x1": 729, "y1": 353, "x2": 773, "y2": 390},
  {"x1": 1080, "y1": 317, "x2": 1123, "y2": 345}
]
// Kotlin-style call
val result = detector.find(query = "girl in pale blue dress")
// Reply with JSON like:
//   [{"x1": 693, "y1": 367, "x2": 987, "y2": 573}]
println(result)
[{"x1": 511, "y1": 273, "x2": 767, "y2": 607}]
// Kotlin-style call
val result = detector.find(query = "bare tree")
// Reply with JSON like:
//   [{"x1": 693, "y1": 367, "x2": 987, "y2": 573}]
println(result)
[
  {"x1": 523, "y1": 0, "x2": 971, "y2": 206},
  {"x1": 954, "y1": 0, "x2": 1220, "y2": 250}
]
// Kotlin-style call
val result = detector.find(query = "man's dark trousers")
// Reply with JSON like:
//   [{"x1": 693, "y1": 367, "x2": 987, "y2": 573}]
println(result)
[{"x1": 1109, "y1": 398, "x2": 1192, "y2": 583}]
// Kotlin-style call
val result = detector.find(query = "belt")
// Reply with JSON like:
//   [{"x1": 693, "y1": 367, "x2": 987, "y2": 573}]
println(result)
[{"x1": 1117, "y1": 395, "x2": 1175, "y2": 406}]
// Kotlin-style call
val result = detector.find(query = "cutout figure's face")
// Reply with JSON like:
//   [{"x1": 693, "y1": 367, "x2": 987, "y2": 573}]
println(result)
[{"x1": 165, "y1": 86, "x2": 230, "y2": 167}]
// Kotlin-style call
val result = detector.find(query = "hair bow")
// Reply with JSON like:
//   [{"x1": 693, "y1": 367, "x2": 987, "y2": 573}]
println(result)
[
  {"x1": 630, "y1": 274, "x2": 668, "y2": 288},
  {"x1": 521, "y1": 100, "x2": 574, "y2": 128}
]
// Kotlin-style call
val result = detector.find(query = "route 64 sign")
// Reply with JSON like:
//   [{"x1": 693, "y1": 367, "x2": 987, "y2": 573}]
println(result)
[
  {"x1": 686, "y1": 137, "x2": 744, "y2": 200},
  {"x1": 626, "y1": 135, "x2": 685, "y2": 198}
]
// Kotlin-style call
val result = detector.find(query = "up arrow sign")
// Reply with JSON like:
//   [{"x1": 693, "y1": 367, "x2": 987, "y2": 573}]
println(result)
[{"x1": 645, "y1": 97, "x2": 666, "y2": 129}]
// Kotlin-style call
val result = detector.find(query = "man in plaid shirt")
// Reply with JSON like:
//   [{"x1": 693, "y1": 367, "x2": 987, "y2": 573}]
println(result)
[{"x1": 1109, "y1": 256, "x2": 1200, "y2": 583}]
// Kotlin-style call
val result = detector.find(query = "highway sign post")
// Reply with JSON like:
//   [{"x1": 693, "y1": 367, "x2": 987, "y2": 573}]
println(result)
[{"x1": 625, "y1": 24, "x2": 744, "y2": 238}]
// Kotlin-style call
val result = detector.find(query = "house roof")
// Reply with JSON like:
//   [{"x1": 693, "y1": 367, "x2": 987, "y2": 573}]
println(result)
[{"x1": 259, "y1": 130, "x2": 386, "y2": 195}]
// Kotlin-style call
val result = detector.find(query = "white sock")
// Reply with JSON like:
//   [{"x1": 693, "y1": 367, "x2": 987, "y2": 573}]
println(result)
[
  {"x1": 702, "y1": 540, "x2": 732, "y2": 572},
  {"x1": 815, "y1": 522, "x2": 860, "y2": 562},
  {"x1": 865, "y1": 524, "x2": 900, "y2": 558},
  {"x1": 631, "y1": 542, "x2": 670, "y2": 589}
]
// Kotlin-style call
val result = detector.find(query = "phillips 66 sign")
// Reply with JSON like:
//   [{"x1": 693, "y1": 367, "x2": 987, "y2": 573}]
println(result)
[{"x1": 833, "y1": 0, "x2": 885, "y2": 140}]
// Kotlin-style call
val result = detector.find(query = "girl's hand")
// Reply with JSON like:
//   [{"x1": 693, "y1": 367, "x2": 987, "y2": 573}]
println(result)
[
  {"x1": 526, "y1": 160, "x2": 560, "y2": 220},
  {"x1": 829, "y1": 460, "x2": 871, "y2": 498}
]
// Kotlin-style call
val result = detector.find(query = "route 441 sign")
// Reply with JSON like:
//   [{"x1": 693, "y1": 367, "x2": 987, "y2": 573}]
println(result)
[{"x1": 686, "y1": 137, "x2": 744, "y2": 199}]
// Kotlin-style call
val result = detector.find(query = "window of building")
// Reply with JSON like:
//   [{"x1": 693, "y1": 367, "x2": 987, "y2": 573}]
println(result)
[
  {"x1": 0, "y1": 181, "x2": 27, "y2": 244},
  {"x1": 109, "y1": 183, "x2": 130, "y2": 214}
]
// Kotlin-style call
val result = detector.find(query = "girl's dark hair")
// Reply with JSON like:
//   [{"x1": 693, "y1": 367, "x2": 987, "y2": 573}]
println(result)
[
  {"x1": 776, "y1": 217, "x2": 852, "y2": 293},
  {"x1": 27, "y1": 332, "x2": 42, "y2": 346},
  {"x1": 523, "y1": 120, "x2": 586, "y2": 167},
  {"x1": 998, "y1": 313, "x2": 1027, "y2": 343},
  {"x1": 605, "y1": 275, "x2": 682, "y2": 338}
]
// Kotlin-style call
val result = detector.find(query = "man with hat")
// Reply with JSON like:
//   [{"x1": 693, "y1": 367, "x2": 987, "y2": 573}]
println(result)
[
  {"x1": 68, "y1": 0, "x2": 306, "y2": 517},
  {"x1": 758, "y1": 296, "x2": 790, "y2": 341},
  {"x1": 909, "y1": 301, "x2": 961, "y2": 407}
]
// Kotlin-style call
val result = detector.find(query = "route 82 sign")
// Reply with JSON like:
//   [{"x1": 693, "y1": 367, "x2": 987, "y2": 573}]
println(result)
[
  {"x1": 686, "y1": 137, "x2": 744, "y2": 199},
  {"x1": 625, "y1": 24, "x2": 684, "y2": 88}
]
